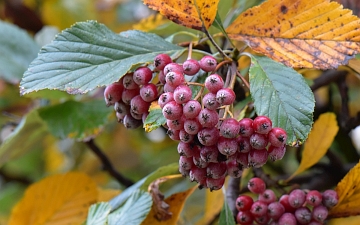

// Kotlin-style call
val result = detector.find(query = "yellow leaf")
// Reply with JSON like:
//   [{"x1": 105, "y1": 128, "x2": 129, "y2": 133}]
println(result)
[
  {"x1": 328, "y1": 215, "x2": 360, "y2": 225},
  {"x1": 141, "y1": 185, "x2": 197, "y2": 225},
  {"x1": 226, "y1": 0, "x2": 360, "y2": 69},
  {"x1": 329, "y1": 161, "x2": 360, "y2": 217},
  {"x1": 97, "y1": 188, "x2": 121, "y2": 202},
  {"x1": 133, "y1": 14, "x2": 169, "y2": 32},
  {"x1": 195, "y1": 189, "x2": 224, "y2": 225},
  {"x1": 287, "y1": 112, "x2": 339, "y2": 181},
  {"x1": 8, "y1": 172, "x2": 98, "y2": 225},
  {"x1": 143, "y1": 0, "x2": 220, "y2": 31}
]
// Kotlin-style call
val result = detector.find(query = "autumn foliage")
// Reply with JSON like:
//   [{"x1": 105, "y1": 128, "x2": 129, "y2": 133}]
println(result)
[{"x1": 1, "y1": 0, "x2": 360, "y2": 224}]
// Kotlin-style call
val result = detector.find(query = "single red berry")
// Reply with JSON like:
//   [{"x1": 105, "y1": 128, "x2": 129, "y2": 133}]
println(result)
[
  {"x1": 236, "y1": 152, "x2": 249, "y2": 168},
  {"x1": 278, "y1": 212, "x2": 297, "y2": 225},
  {"x1": 104, "y1": 82, "x2": 124, "y2": 106},
  {"x1": 226, "y1": 160, "x2": 242, "y2": 178},
  {"x1": 279, "y1": 194, "x2": 296, "y2": 213},
  {"x1": 249, "y1": 133, "x2": 269, "y2": 149},
  {"x1": 259, "y1": 189, "x2": 277, "y2": 204},
  {"x1": 133, "y1": 66, "x2": 152, "y2": 85},
  {"x1": 122, "y1": 88, "x2": 140, "y2": 105},
  {"x1": 236, "y1": 210, "x2": 254, "y2": 225},
  {"x1": 248, "y1": 177, "x2": 266, "y2": 194},
  {"x1": 189, "y1": 167, "x2": 207, "y2": 186},
  {"x1": 205, "y1": 74, "x2": 224, "y2": 93},
  {"x1": 322, "y1": 189, "x2": 339, "y2": 208},
  {"x1": 267, "y1": 202, "x2": 285, "y2": 220},
  {"x1": 206, "y1": 162, "x2": 227, "y2": 179},
  {"x1": 197, "y1": 108, "x2": 219, "y2": 128},
  {"x1": 122, "y1": 114, "x2": 142, "y2": 129},
  {"x1": 248, "y1": 149, "x2": 268, "y2": 168},
  {"x1": 140, "y1": 83, "x2": 158, "y2": 102},
  {"x1": 216, "y1": 88, "x2": 236, "y2": 106},
  {"x1": 122, "y1": 73, "x2": 139, "y2": 90},
  {"x1": 288, "y1": 189, "x2": 306, "y2": 209},
  {"x1": 202, "y1": 92, "x2": 220, "y2": 110},
  {"x1": 200, "y1": 145, "x2": 219, "y2": 163},
  {"x1": 179, "y1": 156, "x2": 194, "y2": 170},
  {"x1": 236, "y1": 195, "x2": 254, "y2": 211},
  {"x1": 220, "y1": 118, "x2": 240, "y2": 139},
  {"x1": 173, "y1": 85, "x2": 192, "y2": 104},
  {"x1": 295, "y1": 207, "x2": 312, "y2": 224},
  {"x1": 165, "y1": 71, "x2": 185, "y2": 87},
  {"x1": 158, "y1": 92, "x2": 174, "y2": 108},
  {"x1": 217, "y1": 136, "x2": 239, "y2": 156},
  {"x1": 199, "y1": 55, "x2": 217, "y2": 72},
  {"x1": 250, "y1": 201, "x2": 268, "y2": 217},
  {"x1": 253, "y1": 116, "x2": 272, "y2": 134},
  {"x1": 130, "y1": 95, "x2": 150, "y2": 114},
  {"x1": 306, "y1": 190, "x2": 323, "y2": 207},
  {"x1": 239, "y1": 118, "x2": 254, "y2": 137},
  {"x1": 177, "y1": 141, "x2": 198, "y2": 157},
  {"x1": 268, "y1": 145, "x2": 286, "y2": 161},
  {"x1": 268, "y1": 127, "x2": 287, "y2": 147},
  {"x1": 197, "y1": 127, "x2": 220, "y2": 146},
  {"x1": 206, "y1": 176, "x2": 225, "y2": 191},
  {"x1": 164, "y1": 62, "x2": 183, "y2": 75},
  {"x1": 162, "y1": 101, "x2": 183, "y2": 120},
  {"x1": 312, "y1": 205, "x2": 328, "y2": 223},
  {"x1": 184, "y1": 118, "x2": 202, "y2": 135},
  {"x1": 154, "y1": 53, "x2": 172, "y2": 70},
  {"x1": 183, "y1": 59, "x2": 200, "y2": 75}
]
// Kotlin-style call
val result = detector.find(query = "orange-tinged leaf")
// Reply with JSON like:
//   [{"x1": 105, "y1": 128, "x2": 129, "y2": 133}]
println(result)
[
  {"x1": 227, "y1": 0, "x2": 360, "y2": 69},
  {"x1": 133, "y1": 14, "x2": 169, "y2": 32},
  {"x1": 287, "y1": 112, "x2": 339, "y2": 181},
  {"x1": 143, "y1": 0, "x2": 219, "y2": 31},
  {"x1": 141, "y1": 185, "x2": 197, "y2": 225},
  {"x1": 329, "y1": 161, "x2": 360, "y2": 217},
  {"x1": 329, "y1": 215, "x2": 360, "y2": 225},
  {"x1": 97, "y1": 188, "x2": 121, "y2": 202},
  {"x1": 195, "y1": 189, "x2": 224, "y2": 225},
  {"x1": 8, "y1": 172, "x2": 98, "y2": 225}
]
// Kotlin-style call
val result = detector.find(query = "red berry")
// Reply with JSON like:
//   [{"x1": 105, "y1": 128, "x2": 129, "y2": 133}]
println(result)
[
  {"x1": 122, "y1": 114, "x2": 142, "y2": 129},
  {"x1": 279, "y1": 194, "x2": 296, "y2": 213},
  {"x1": 162, "y1": 101, "x2": 183, "y2": 120},
  {"x1": 216, "y1": 88, "x2": 236, "y2": 106},
  {"x1": 259, "y1": 189, "x2": 277, "y2": 204},
  {"x1": 164, "y1": 62, "x2": 183, "y2": 75},
  {"x1": 205, "y1": 74, "x2": 224, "y2": 93},
  {"x1": 268, "y1": 145, "x2": 286, "y2": 161},
  {"x1": 248, "y1": 149, "x2": 268, "y2": 168},
  {"x1": 220, "y1": 118, "x2": 240, "y2": 139},
  {"x1": 167, "y1": 129, "x2": 180, "y2": 141},
  {"x1": 288, "y1": 189, "x2": 306, "y2": 209},
  {"x1": 250, "y1": 133, "x2": 269, "y2": 149},
  {"x1": 167, "y1": 117, "x2": 185, "y2": 131},
  {"x1": 217, "y1": 136, "x2": 239, "y2": 156},
  {"x1": 165, "y1": 71, "x2": 185, "y2": 87},
  {"x1": 122, "y1": 73, "x2": 139, "y2": 90},
  {"x1": 322, "y1": 189, "x2": 339, "y2": 208},
  {"x1": 133, "y1": 66, "x2": 152, "y2": 85},
  {"x1": 158, "y1": 92, "x2": 174, "y2": 108},
  {"x1": 237, "y1": 136, "x2": 251, "y2": 153},
  {"x1": 173, "y1": 85, "x2": 192, "y2": 104},
  {"x1": 295, "y1": 207, "x2": 312, "y2": 224},
  {"x1": 184, "y1": 118, "x2": 202, "y2": 135},
  {"x1": 177, "y1": 141, "x2": 198, "y2": 157},
  {"x1": 236, "y1": 152, "x2": 249, "y2": 168},
  {"x1": 226, "y1": 160, "x2": 242, "y2": 178},
  {"x1": 236, "y1": 195, "x2": 254, "y2": 211},
  {"x1": 278, "y1": 212, "x2": 297, "y2": 225},
  {"x1": 267, "y1": 202, "x2": 285, "y2": 220},
  {"x1": 312, "y1": 205, "x2": 328, "y2": 223},
  {"x1": 236, "y1": 210, "x2": 254, "y2": 225},
  {"x1": 239, "y1": 118, "x2": 254, "y2": 137},
  {"x1": 268, "y1": 127, "x2": 287, "y2": 147},
  {"x1": 206, "y1": 162, "x2": 227, "y2": 179},
  {"x1": 250, "y1": 201, "x2": 268, "y2": 217},
  {"x1": 130, "y1": 95, "x2": 150, "y2": 114},
  {"x1": 179, "y1": 156, "x2": 194, "y2": 170},
  {"x1": 140, "y1": 83, "x2": 158, "y2": 102},
  {"x1": 197, "y1": 108, "x2": 219, "y2": 128},
  {"x1": 183, "y1": 59, "x2": 200, "y2": 75},
  {"x1": 154, "y1": 53, "x2": 172, "y2": 70},
  {"x1": 202, "y1": 92, "x2": 220, "y2": 110},
  {"x1": 200, "y1": 145, "x2": 219, "y2": 163},
  {"x1": 253, "y1": 116, "x2": 272, "y2": 134},
  {"x1": 104, "y1": 82, "x2": 124, "y2": 106},
  {"x1": 179, "y1": 129, "x2": 194, "y2": 143},
  {"x1": 189, "y1": 167, "x2": 207, "y2": 186},
  {"x1": 306, "y1": 190, "x2": 323, "y2": 207},
  {"x1": 197, "y1": 127, "x2": 220, "y2": 146},
  {"x1": 183, "y1": 100, "x2": 201, "y2": 119},
  {"x1": 199, "y1": 55, "x2": 217, "y2": 72},
  {"x1": 248, "y1": 177, "x2": 266, "y2": 194},
  {"x1": 206, "y1": 176, "x2": 225, "y2": 191},
  {"x1": 122, "y1": 88, "x2": 140, "y2": 105}
]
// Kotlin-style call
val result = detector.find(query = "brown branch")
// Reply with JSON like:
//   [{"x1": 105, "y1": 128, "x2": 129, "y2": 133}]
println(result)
[
  {"x1": 85, "y1": 139, "x2": 134, "y2": 187},
  {"x1": 310, "y1": 70, "x2": 348, "y2": 91}
]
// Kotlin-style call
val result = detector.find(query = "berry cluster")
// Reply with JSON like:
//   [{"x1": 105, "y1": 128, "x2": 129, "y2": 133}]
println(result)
[
  {"x1": 103, "y1": 53, "x2": 288, "y2": 190},
  {"x1": 235, "y1": 177, "x2": 339, "y2": 225}
]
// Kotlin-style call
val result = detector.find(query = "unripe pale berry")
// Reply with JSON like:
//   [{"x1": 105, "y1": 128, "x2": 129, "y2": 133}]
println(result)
[
  {"x1": 133, "y1": 66, "x2": 152, "y2": 85},
  {"x1": 248, "y1": 177, "x2": 266, "y2": 194},
  {"x1": 183, "y1": 59, "x2": 200, "y2": 75},
  {"x1": 154, "y1": 53, "x2": 172, "y2": 70},
  {"x1": 205, "y1": 74, "x2": 224, "y2": 93},
  {"x1": 216, "y1": 88, "x2": 236, "y2": 106},
  {"x1": 253, "y1": 116, "x2": 272, "y2": 134},
  {"x1": 220, "y1": 118, "x2": 240, "y2": 138},
  {"x1": 199, "y1": 55, "x2": 217, "y2": 72}
]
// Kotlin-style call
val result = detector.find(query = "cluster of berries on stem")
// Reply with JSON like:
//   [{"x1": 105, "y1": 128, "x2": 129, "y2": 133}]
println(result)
[
  {"x1": 103, "y1": 52, "x2": 288, "y2": 190},
  {"x1": 235, "y1": 177, "x2": 339, "y2": 225}
]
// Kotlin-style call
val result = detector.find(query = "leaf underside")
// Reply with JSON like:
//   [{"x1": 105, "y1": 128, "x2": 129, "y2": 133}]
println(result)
[
  {"x1": 20, "y1": 21, "x2": 183, "y2": 95},
  {"x1": 227, "y1": 0, "x2": 360, "y2": 69},
  {"x1": 249, "y1": 55, "x2": 315, "y2": 145}
]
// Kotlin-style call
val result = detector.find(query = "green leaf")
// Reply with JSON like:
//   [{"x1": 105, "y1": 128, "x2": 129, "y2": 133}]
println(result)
[
  {"x1": 108, "y1": 190, "x2": 152, "y2": 225},
  {"x1": 0, "y1": 110, "x2": 48, "y2": 167},
  {"x1": 20, "y1": 21, "x2": 184, "y2": 95},
  {"x1": 218, "y1": 197, "x2": 236, "y2": 225},
  {"x1": 0, "y1": 20, "x2": 39, "y2": 83},
  {"x1": 144, "y1": 103, "x2": 166, "y2": 132},
  {"x1": 38, "y1": 100, "x2": 112, "y2": 140},
  {"x1": 86, "y1": 202, "x2": 111, "y2": 225},
  {"x1": 249, "y1": 55, "x2": 315, "y2": 145},
  {"x1": 108, "y1": 163, "x2": 178, "y2": 210}
]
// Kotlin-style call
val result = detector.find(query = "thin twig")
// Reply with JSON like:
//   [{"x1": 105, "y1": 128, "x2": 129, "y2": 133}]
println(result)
[
  {"x1": 85, "y1": 139, "x2": 134, "y2": 187},
  {"x1": 226, "y1": 177, "x2": 241, "y2": 218},
  {"x1": 236, "y1": 70, "x2": 250, "y2": 90}
]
